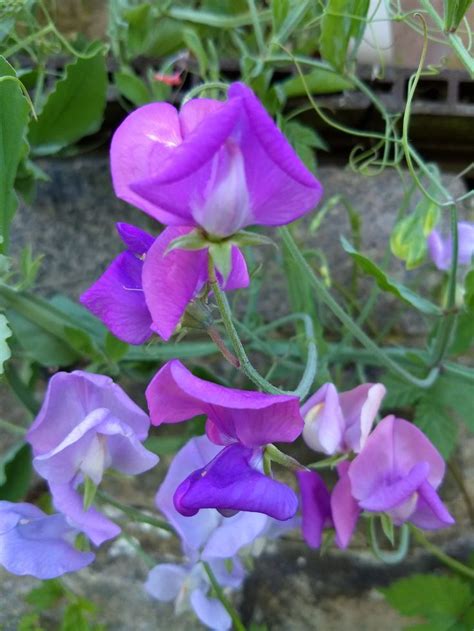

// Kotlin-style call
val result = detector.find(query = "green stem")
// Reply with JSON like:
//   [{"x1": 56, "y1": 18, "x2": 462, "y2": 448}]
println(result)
[
  {"x1": 279, "y1": 227, "x2": 439, "y2": 389},
  {"x1": 418, "y1": 0, "x2": 474, "y2": 76},
  {"x1": 429, "y1": 203, "x2": 459, "y2": 367},
  {"x1": 370, "y1": 520, "x2": 410, "y2": 565},
  {"x1": 412, "y1": 527, "x2": 474, "y2": 580},
  {"x1": 202, "y1": 561, "x2": 246, "y2": 631},
  {"x1": 96, "y1": 491, "x2": 175, "y2": 534},
  {"x1": 0, "y1": 418, "x2": 25, "y2": 436},
  {"x1": 246, "y1": 0, "x2": 266, "y2": 54},
  {"x1": 208, "y1": 259, "x2": 317, "y2": 398},
  {"x1": 2, "y1": 24, "x2": 53, "y2": 58}
]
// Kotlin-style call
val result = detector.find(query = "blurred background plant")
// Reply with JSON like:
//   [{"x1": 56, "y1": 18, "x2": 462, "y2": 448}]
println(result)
[{"x1": 0, "y1": 1, "x2": 473, "y2": 629}]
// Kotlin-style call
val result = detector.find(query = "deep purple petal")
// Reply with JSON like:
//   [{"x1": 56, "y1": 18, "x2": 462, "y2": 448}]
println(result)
[
  {"x1": 110, "y1": 102, "x2": 187, "y2": 225},
  {"x1": 296, "y1": 470, "x2": 332, "y2": 549},
  {"x1": 146, "y1": 360, "x2": 303, "y2": 446},
  {"x1": 228, "y1": 82, "x2": 323, "y2": 226},
  {"x1": 116, "y1": 223, "x2": 154, "y2": 255},
  {"x1": 142, "y1": 227, "x2": 208, "y2": 341},
  {"x1": 173, "y1": 444, "x2": 298, "y2": 521},
  {"x1": 80, "y1": 251, "x2": 153, "y2": 345},
  {"x1": 410, "y1": 480, "x2": 455, "y2": 530},
  {"x1": 0, "y1": 501, "x2": 94, "y2": 579},
  {"x1": 358, "y1": 461, "x2": 430, "y2": 512},
  {"x1": 223, "y1": 246, "x2": 250, "y2": 290},
  {"x1": 49, "y1": 482, "x2": 120, "y2": 546},
  {"x1": 155, "y1": 435, "x2": 222, "y2": 551},
  {"x1": 331, "y1": 465, "x2": 360, "y2": 549}
]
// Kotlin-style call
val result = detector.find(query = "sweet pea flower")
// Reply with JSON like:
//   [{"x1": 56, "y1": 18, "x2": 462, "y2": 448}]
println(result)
[
  {"x1": 27, "y1": 371, "x2": 159, "y2": 545},
  {"x1": 147, "y1": 361, "x2": 303, "y2": 519},
  {"x1": 111, "y1": 82, "x2": 323, "y2": 238},
  {"x1": 301, "y1": 382, "x2": 386, "y2": 456},
  {"x1": 0, "y1": 501, "x2": 94, "y2": 579},
  {"x1": 81, "y1": 223, "x2": 249, "y2": 342},
  {"x1": 331, "y1": 416, "x2": 455, "y2": 548},
  {"x1": 428, "y1": 221, "x2": 474, "y2": 271},
  {"x1": 296, "y1": 470, "x2": 332, "y2": 549},
  {"x1": 156, "y1": 435, "x2": 282, "y2": 558},
  {"x1": 146, "y1": 555, "x2": 244, "y2": 631}
]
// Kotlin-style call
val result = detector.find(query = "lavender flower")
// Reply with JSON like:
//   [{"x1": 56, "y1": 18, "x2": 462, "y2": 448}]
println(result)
[
  {"x1": 27, "y1": 371, "x2": 159, "y2": 545},
  {"x1": 331, "y1": 416, "x2": 454, "y2": 548},
  {"x1": 0, "y1": 501, "x2": 94, "y2": 579},
  {"x1": 428, "y1": 221, "x2": 474, "y2": 271},
  {"x1": 302, "y1": 382, "x2": 386, "y2": 455}
]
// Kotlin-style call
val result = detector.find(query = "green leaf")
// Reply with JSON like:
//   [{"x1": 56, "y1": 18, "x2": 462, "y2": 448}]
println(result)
[
  {"x1": 25, "y1": 579, "x2": 65, "y2": 610},
  {"x1": 105, "y1": 332, "x2": 128, "y2": 362},
  {"x1": 60, "y1": 598, "x2": 98, "y2": 631},
  {"x1": 18, "y1": 613, "x2": 45, "y2": 631},
  {"x1": 209, "y1": 241, "x2": 232, "y2": 283},
  {"x1": 0, "y1": 312, "x2": 11, "y2": 373},
  {"x1": 382, "y1": 574, "x2": 473, "y2": 629},
  {"x1": 449, "y1": 311, "x2": 474, "y2": 355},
  {"x1": 0, "y1": 443, "x2": 32, "y2": 501},
  {"x1": 29, "y1": 52, "x2": 107, "y2": 156},
  {"x1": 0, "y1": 56, "x2": 30, "y2": 252},
  {"x1": 414, "y1": 397, "x2": 458, "y2": 459},
  {"x1": 390, "y1": 185, "x2": 441, "y2": 270},
  {"x1": 144, "y1": 434, "x2": 188, "y2": 456},
  {"x1": 463, "y1": 267, "x2": 474, "y2": 314},
  {"x1": 165, "y1": 229, "x2": 209, "y2": 254},
  {"x1": 444, "y1": 0, "x2": 473, "y2": 32},
  {"x1": 281, "y1": 68, "x2": 354, "y2": 96},
  {"x1": 183, "y1": 27, "x2": 208, "y2": 77},
  {"x1": 319, "y1": 0, "x2": 370, "y2": 70},
  {"x1": 341, "y1": 237, "x2": 442, "y2": 316},
  {"x1": 272, "y1": 0, "x2": 290, "y2": 32},
  {"x1": 232, "y1": 230, "x2": 277, "y2": 249},
  {"x1": 114, "y1": 70, "x2": 150, "y2": 106}
]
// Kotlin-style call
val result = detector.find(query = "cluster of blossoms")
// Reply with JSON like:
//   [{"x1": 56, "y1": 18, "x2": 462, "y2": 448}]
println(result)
[{"x1": 0, "y1": 83, "x2": 458, "y2": 629}]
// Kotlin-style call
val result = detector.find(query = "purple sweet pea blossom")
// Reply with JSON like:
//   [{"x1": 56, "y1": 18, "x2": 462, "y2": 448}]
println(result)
[
  {"x1": 81, "y1": 224, "x2": 249, "y2": 343},
  {"x1": 146, "y1": 359, "x2": 303, "y2": 446},
  {"x1": 156, "y1": 435, "x2": 280, "y2": 558},
  {"x1": 296, "y1": 470, "x2": 332, "y2": 549},
  {"x1": 0, "y1": 501, "x2": 94, "y2": 579},
  {"x1": 428, "y1": 221, "x2": 474, "y2": 271},
  {"x1": 331, "y1": 416, "x2": 454, "y2": 548},
  {"x1": 111, "y1": 83, "x2": 323, "y2": 238},
  {"x1": 145, "y1": 555, "x2": 244, "y2": 631},
  {"x1": 27, "y1": 371, "x2": 158, "y2": 545},
  {"x1": 302, "y1": 382, "x2": 386, "y2": 456}
]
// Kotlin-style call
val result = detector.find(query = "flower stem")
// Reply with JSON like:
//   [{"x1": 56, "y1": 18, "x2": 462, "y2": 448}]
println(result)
[
  {"x1": 278, "y1": 227, "x2": 440, "y2": 389},
  {"x1": 96, "y1": 491, "x2": 175, "y2": 534},
  {"x1": 411, "y1": 527, "x2": 474, "y2": 580},
  {"x1": 208, "y1": 258, "x2": 317, "y2": 398},
  {"x1": 0, "y1": 418, "x2": 26, "y2": 436},
  {"x1": 202, "y1": 561, "x2": 246, "y2": 631}
]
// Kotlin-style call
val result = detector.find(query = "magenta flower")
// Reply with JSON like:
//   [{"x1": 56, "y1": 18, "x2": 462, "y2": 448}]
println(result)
[
  {"x1": 428, "y1": 221, "x2": 474, "y2": 271},
  {"x1": 27, "y1": 371, "x2": 159, "y2": 545},
  {"x1": 296, "y1": 470, "x2": 332, "y2": 549},
  {"x1": 331, "y1": 416, "x2": 454, "y2": 548},
  {"x1": 0, "y1": 501, "x2": 94, "y2": 579},
  {"x1": 146, "y1": 359, "x2": 303, "y2": 446},
  {"x1": 147, "y1": 360, "x2": 303, "y2": 519},
  {"x1": 302, "y1": 382, "x2": 386, "y2": 455},
  {"x1": 111, "y1": 83, "x2": 323, "y2": 238},
  {"x1": 81, "y1": 224, "x2": 249, "y2": 342}
]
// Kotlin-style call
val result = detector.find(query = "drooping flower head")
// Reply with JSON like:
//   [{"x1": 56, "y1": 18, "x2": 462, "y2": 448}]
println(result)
[
  {"x1": 111, "y1": 82, "x2": 323, "y2": 238},
  {"x1": 302, "y1": 382, "x2": 386, "y2": 456},
  {"x1": 147, "y1": 360, "x2": 303, "y2": 520},
  {"x1": 27, "y1": 371, "x2": 159, "y2": 545},
  {"x1": 428, "y1": 221, "x2": 474, "y2": 271},
  {"x1": 0, "y1": 501, "x2": 94, "y2": 579},
  {"x1": 331, "y1": 416, "x2": 454, "y2": 548},
  {"x1": 81, "y1": 223, "x2": 249, "y2": 342}
]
